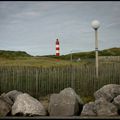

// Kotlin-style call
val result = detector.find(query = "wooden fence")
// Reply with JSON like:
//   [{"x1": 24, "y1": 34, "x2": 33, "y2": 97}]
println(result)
[
  {"x1": 0, "y1": 63, "x2": 120, "y2": 98},
  {"x1": 99, "y1": 56, "x2": 120, "y2": 62}
]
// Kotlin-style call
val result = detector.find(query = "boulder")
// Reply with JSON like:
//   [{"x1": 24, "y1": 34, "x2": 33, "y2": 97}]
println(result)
[
  {"x1": 0, "y1": 93, "x2": 13, "y2": 106},
  {"x1": 113, "y1": 95, "x2": 120, "y2": 110},
  {"x1": 81, "y1": 102, "x2": 96, "y2": 116},
  {"x1": 81, "y1": 97, "x2": 118, "y2": 116},
  {"x1": 6, "y1": 90, "x2": 23, "y2": 102},
  {"x1": 94, "y1": 84, "x2": 120, "y2": 102},
  {"x1": 95, "y1": 97, "x2": 118, "y2": 116},
  {"x1": 0, "y1": 97, "x2": 11, "y2": 117},
  {"x1": 60, "y1": 88, "x2": 83, "y2": 105},
  {"x1": 48, "y1": 87, "x2": 83, "y2": 116},
  {"x1": 12, "y1": 93, "x2": 47, "y2": 116}
]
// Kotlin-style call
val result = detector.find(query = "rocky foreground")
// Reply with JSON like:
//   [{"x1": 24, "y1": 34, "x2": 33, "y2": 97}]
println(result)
[{"x1": 1, "y1": 84, "x2": 120, "y2": 117}]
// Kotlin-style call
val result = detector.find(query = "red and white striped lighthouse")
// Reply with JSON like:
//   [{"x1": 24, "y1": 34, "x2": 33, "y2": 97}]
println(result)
[{"x1": 56, "y1": 38, "x2": 60, "y2": 56}]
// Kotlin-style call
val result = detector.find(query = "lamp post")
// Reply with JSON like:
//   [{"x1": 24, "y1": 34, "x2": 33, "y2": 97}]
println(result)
[
  {"x1": 91, "y1": 20, "x2": 100, "y2": 79},
  {"x1": 70, "y1": 50, "x2": 73, "y2": 62}
]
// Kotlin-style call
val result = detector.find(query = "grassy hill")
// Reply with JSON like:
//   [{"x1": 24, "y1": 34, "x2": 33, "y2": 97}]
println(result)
[
  {"x1": 0, "y1": 47, "x2": 119, "y2": 60},
  {"x1": 99, "y1": 47, "x2": 120, "y2": 56},
  {"x1": 48, "y1": 47, "x2": 120, "y2": 60},
  {"x1": 0, "y1": 47, "x2": 119, "y2": 67},
  {"x1": 0, "y1": 50, "x2": 74, "y2": 67},
  {"x1": 0, "y1": 50, "x2": 31, "y2": 59}
]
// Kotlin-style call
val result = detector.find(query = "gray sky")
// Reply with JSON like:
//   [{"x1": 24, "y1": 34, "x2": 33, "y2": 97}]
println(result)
[{"x1": 0, "y1": 1, "x2": 120, "y2": 56}]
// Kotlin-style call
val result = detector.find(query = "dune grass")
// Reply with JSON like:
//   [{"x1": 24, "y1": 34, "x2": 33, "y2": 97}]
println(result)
[{"x1": 0, "y1": 56, "x2": 89, "y2": 67}]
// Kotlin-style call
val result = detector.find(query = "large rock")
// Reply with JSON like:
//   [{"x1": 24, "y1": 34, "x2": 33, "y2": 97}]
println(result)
[
  {"x1": 113, "y1": 95, "x2": 120, "y2": 110},
  {"x1": 6, "y1": 90, "x2": 23, "y2": 102},
  {"x1": 48, "y1": 87, "x2": 83, "y2": 116},
  {"x1": 60, "y1": 88, "x2": 83, "y2": 105},
  {"x1": 95, "y1": 97, "x2": 118, "y2": 116},
  {"x1": 81, "y1": 97, "x2": 118, "y2": 116},
  {"x1": 0, "y1": 97, "x2": 11, "y2": 117},
  {"x1": 0, "y1": 93, "x2": 13, "y2": 106},
  {"x1": 94, "y1": 84, "x2": 120, "y2": 102},
  {"x1": 81, "y1": 102, "x2": 96, "y2": 116},
  {"x1": 0, "y1": 90, "x2": 22, "y2": 116},
  {"x1": 12, "y1": 93, "x2": 47, "y2": 116}
]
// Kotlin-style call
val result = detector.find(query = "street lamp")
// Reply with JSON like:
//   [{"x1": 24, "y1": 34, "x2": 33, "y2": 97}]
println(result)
[
  {"x1": 70, "y1": 50, "x2": 73, "y2": 62},
  {"x1": 91, "y1": 20, "x2": 100, "y2": 79}
]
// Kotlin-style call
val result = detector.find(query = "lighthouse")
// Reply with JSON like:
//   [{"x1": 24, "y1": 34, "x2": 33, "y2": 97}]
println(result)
[{"x1": 56, "y1": 38, "x2": 60, "y2": 56}]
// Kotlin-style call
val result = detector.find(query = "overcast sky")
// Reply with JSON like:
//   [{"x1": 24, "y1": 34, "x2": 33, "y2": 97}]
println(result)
[{"x1": 0, "y1": 1, "x2": 120, "y2": 56}]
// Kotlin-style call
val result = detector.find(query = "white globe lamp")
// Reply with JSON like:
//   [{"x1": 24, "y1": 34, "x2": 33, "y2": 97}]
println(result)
[{"x1": 91, "y1": 20, "x2": 100, "y2": 30}]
